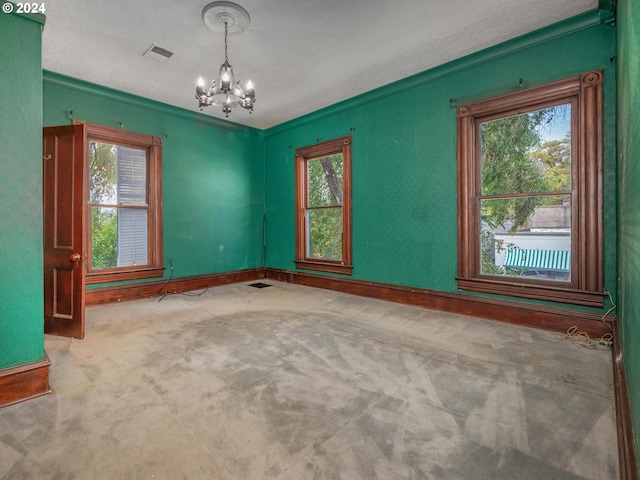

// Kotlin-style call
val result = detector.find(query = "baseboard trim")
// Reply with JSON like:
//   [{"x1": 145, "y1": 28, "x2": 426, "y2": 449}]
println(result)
[
  {"x1": 0, "y1": 354, "x2": 52, "y2": 408},
  {"x1": 264, "y1": 268, "x2": 612, "y2": 336},
  {"x1": 612, "y1": 323, "x2": 639, "y2": 480},
  {"x1": 86, "y1": 268, "x2": 264, "y2": 306},
  {"x1": 85, "y1": 266, "x2": 612, "y2": 336}
]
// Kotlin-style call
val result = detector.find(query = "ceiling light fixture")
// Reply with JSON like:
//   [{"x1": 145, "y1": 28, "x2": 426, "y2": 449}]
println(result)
[{"x1": 196, "y1": 1, "x2": 255, "y2": 117}]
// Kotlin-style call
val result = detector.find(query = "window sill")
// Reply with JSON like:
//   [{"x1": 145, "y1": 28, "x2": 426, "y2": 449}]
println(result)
[
  {"x1": 456, "y1": 277, "x2": 605, "y2": 308},
  {"x1": 295, "y1": 260, "x2": 353, "y2": 276},
  {"x1": 86, "y1": 266, "x2": 165, "y2": 285}
]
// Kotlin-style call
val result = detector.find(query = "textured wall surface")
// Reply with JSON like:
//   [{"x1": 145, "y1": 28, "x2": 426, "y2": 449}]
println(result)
[
  {"x1": 43, "y1": 74, "x2": 265, "y2": 284},
  {"x1": 264, "y1": 17, "x2": 617, "y2": 314},
  {"x1": 0, "y1": 14, "x2": 45, "y2": 369},
  {"x1": 616, "y1": 0, "x2": 640, "y2": 468}
]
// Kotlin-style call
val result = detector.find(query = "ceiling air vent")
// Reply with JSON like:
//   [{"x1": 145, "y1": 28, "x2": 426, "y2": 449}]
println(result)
[{"x1": 143, "y1": 44, "x2": 174, "y2": 63}]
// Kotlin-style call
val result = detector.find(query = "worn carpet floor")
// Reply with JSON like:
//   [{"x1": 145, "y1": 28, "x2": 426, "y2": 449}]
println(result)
[{"x1": 0, "y1": 281, "x2": 618, "y2": 479}]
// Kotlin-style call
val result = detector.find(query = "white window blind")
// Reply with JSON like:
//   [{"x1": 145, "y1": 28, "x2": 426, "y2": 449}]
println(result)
[{"x1": 116, "y1": 146, "x2": 148, "y2": 267}]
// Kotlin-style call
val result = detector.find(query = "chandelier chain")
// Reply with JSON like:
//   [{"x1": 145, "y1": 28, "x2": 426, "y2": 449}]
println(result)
[{"x1": 224, "y1": 21, "x2": 229, "y2": 64}]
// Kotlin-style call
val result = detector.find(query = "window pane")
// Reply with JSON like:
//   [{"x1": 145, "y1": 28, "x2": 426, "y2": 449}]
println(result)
[
  {"x1": 117, "y1": 146, "x2": 147, "y2": 206},
  {"x1": 91, "y1": 207, "x2": 118, "y2": 269},
  {"x1": 306, "y1": 208, "x2": 342, "y2": 261},
  {"x1": 118, "y1": 208, "x2": 148, "y2": 267},
  {"x1": 89, "y1": 142, "x2": 147, "y2": 206},
  {"x1": 89, "y1": 142, "x2": 117, "y2": 204},
  {"x1": 480, "y1": 103, "x2": 571, "y2": 196},
  {"x1": 307, "y1": 154, "x2": 343, "y2": 207},
  {"x1": 480, "y1": 195, "x2": 571, "y2": 282},
  {"x1": 91, "y1": 206, "x2": 148, "y2": 269}
]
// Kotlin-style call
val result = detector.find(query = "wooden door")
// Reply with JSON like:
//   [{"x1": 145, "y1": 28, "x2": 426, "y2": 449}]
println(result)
[{"x1": 43, "y1": 125, "x2": 86, "y2": 338}]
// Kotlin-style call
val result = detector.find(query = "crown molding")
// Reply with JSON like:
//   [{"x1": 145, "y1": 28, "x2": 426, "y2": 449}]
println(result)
[
  {"x1": 266, "y1": 9, "x2": 609, "y2": 137},
  {"x1": 42, "y1": 71, "x2": 264, "y2": 136}
]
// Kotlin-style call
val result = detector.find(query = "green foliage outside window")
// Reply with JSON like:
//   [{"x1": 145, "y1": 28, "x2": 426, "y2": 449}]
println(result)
[
  {"x1": 480, "y1": 108, "x2": 551, "y2": 231},
  {"x1": 91, "y1": 208, "x2": 117, "y2": 268},
  {"x1": 89, "y1": 141, "x2": 118, "y2": 269},
  {"x1": 307, "y1": 154, "x2": 343, "y2": 260},
  {"x1": 480, "y1": 105, "x2": 571, "y2": 230},
  {"x1": 530, "y1": 136, "x2": 571, "y2": 195}
]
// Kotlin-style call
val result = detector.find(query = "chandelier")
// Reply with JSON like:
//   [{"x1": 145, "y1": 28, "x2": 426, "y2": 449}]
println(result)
[{"x1": 196, "y1": 2, "x2": 255, "y2": 117}]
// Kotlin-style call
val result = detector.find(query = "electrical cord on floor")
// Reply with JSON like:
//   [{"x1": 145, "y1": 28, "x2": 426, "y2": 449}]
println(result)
[
  {"x1": 177, "y1": 288, "x2": 209, "y2": 297},
  {"x1": 565, "y1": 326, "x2": 598, "y2": 349},
  {"x1": 157, "y1": 263, "x2": 175, "y2": 301},
  {"x1": 566, "y1": 290, "x2": 615, "y2": 349},
  {"x1": 157, "y1": 263, "x2": 208, "y2": 302},
  {"x1": 601, "y1": 290, "x2": 616, "y2": 328}
]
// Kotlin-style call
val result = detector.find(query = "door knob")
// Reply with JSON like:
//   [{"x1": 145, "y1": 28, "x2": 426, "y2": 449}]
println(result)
[{"x1": 69, "y1": 253, "x2": 80, "y2": 262}]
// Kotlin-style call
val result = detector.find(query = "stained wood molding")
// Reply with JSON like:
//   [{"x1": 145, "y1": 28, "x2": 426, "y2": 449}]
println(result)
[
  {"x1": 0, "y1": 354, "x2": 51, "y2": 408},
  {"x1": 264, "y1": 268, "x2": 613, "y2": 337},
  {"x1": 85, "y1": 266, "x2": 612, "y2": 337},
  {"x1": 86, "y1": 268, "x2": 263, "y2": 305},
  {"x1": 612, "y1": 323, "x2": 639, "y2": 480},
  {"x1": 456, "y1": 70, "x2": 604, "y2": 308},
  {"x1": 294, "y1": 136, "x2": 353, "y2": 275}
]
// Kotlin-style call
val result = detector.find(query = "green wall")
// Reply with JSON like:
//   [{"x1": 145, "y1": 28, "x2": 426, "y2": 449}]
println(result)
[
  {"x1": 43, "y1": 74, "x2": 265, "y2": 283},
  {"x1": 617, "y1": 0, "x2": 640, "y2": 469},
  {"x1": 264, "y1": 12, "x2": 617, "y2": 314},
  {"x1": 0, "y1": 12, "x2": 45, "y2": 369}
]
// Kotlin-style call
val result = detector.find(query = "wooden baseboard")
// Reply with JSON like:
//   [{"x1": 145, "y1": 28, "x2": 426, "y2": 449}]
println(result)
[
  {"x1": 264, "y1": 268, "x2": 612, "y2": 337},
  {"x1": 85, "y1": 266, "x2": 612, "y2": 337},
  {"x1": 0, "y1": 354, "x2": 51, "y2": 408},
  {"x1": 86, "y1": 268, "x2": 264, "y2": 306},
  {"x1": 612, "y1": 323, "x2": 639, "y2": 480}
]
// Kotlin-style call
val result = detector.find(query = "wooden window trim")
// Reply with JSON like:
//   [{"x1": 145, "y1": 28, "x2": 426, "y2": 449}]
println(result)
[
  {"x1": 456, "y1": 71, "x2": 604, "y2": 307},
  {"x1": 295, "y1": 136, "x2": 353, "y2": 275},
  {"x1": 78, "y1": 122, "x2": 164, "y2": 284}
]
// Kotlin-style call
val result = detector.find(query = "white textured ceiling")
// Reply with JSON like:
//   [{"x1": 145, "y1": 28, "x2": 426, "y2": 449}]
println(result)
[{"x1": 41, "y1": 0, "x2": 598, "y2": 130}]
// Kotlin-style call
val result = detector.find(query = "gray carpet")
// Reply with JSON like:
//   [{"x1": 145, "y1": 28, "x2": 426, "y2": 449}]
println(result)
[{"x1": 0, "y1": 282, "x2": 618, "y2": 479}]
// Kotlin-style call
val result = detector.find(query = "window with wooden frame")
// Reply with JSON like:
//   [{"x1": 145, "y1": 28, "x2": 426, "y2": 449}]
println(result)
[
  {"x1": 295, "y1": 136, "x2": 353, "y2": 275},
  {"x1": 456, "y1": 71, "x2": 604, "y2": 307},
  {"x1": 84, "y1": 123, "x2": 163, "y2": 284}
]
